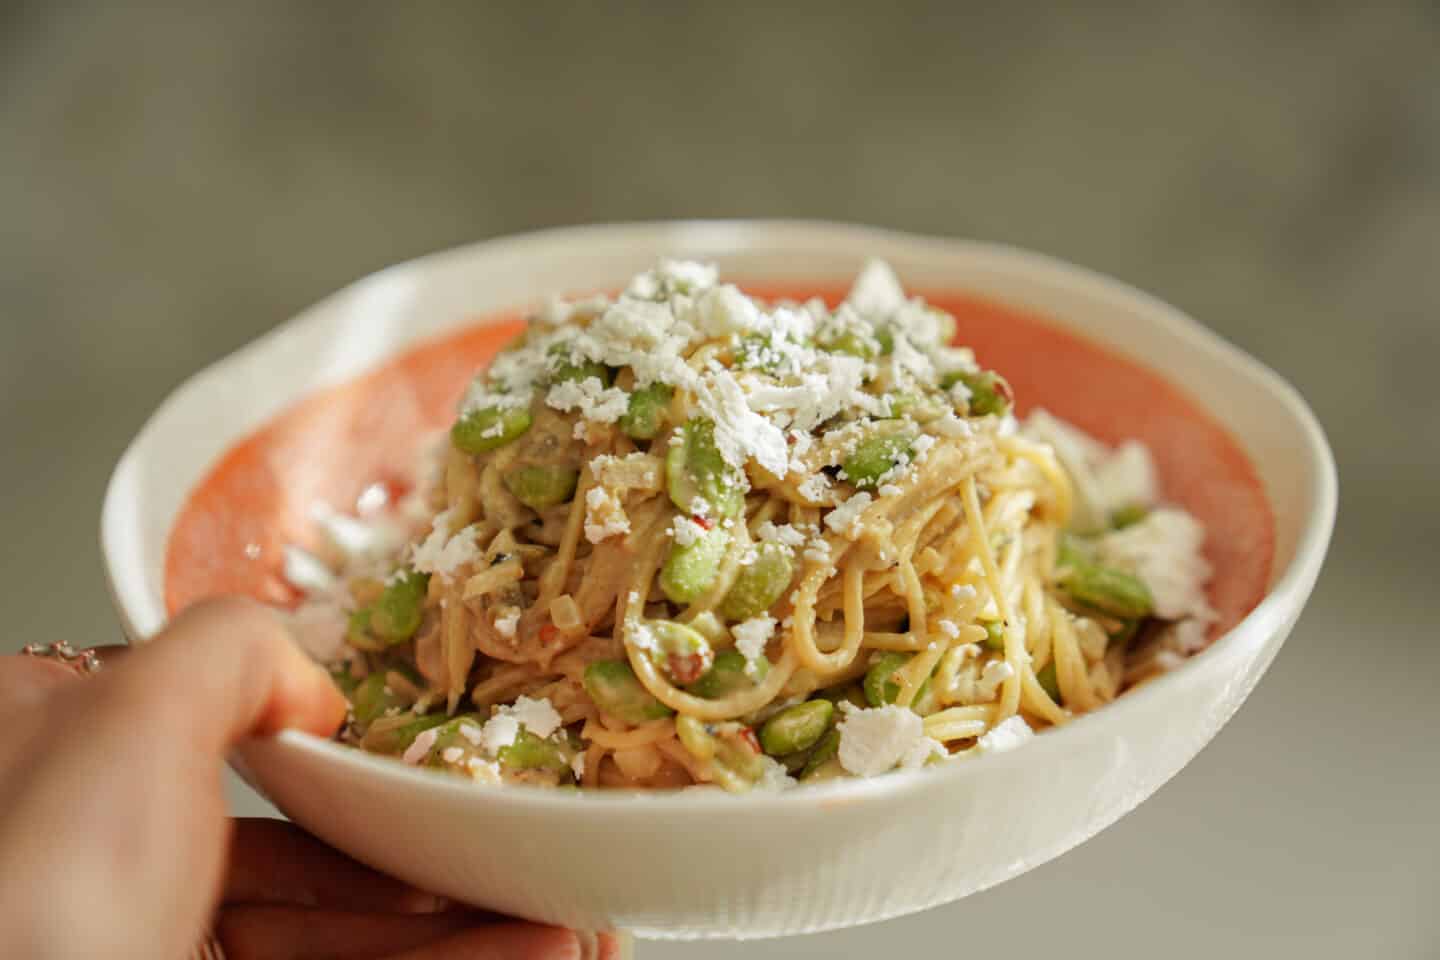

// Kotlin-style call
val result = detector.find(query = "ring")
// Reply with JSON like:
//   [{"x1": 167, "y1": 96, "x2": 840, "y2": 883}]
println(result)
[
  {"x1": 189, "y1": 932, "x2": 227, "y2": 960},
  {"x1": 20, "y1": 641, "x2": 103, "y2": 676}
]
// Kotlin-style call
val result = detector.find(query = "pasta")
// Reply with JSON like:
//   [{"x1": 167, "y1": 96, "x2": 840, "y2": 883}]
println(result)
[{"x1": 285, "y1": 259, "x2": 1217, "y2": 792}]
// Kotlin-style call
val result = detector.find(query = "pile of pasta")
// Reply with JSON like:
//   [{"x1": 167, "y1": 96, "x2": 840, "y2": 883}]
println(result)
[{"x1": 292, "y1": 260, "x2": 1214, "y2": 792}]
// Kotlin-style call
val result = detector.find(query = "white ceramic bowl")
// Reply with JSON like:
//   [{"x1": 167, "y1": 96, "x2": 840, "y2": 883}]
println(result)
[{"x1": 102, "y1": 222, "x2": 1335, "y2": 940}]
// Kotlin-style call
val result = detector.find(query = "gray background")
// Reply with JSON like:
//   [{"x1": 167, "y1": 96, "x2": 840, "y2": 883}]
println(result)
[{"x1": 2, "y1": 4, "x2": 1435, "y2": 957}]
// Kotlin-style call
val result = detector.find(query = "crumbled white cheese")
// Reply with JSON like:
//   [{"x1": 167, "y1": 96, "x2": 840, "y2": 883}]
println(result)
[
  {"x1": 974, "y1": 659, "x2": 1015, "y2": 700},
  {"x1": 930, "y1": 412, "x2": 974, "y2": 438},
  {"x1": 545, "y1": 376, "x2": 630, "y2": 424},
  {"x1": 466, "y1": 757, "x2": 503, "y2": 783},
  {"x1": 977, "y1": 715, "x2": 1033, "y2": 754},
  {"x1": 1095, "y1": 508, "x2": 1214, "y2": 621},
  {"x1": 752, "y1": 755, "x2": 798, "y2": 792},
  {"x1": 282, "y1": 546, "x2": 337, "y2": 595},
  {"x1": 693, "y1": 368, "x2": 789, "y2": 477},
  {"x1": 951, "y1": 583, "x2": 977, "y2": 602},
  {"x1": 571, "y1": 750, "x2": 587, "y2": 781},
  {"x1": 1022, "y1": 409, "x2": 1159, "y2": 531},
  {"x1": 693, "y1": 284, "x2": 764, "y2": 336},
  {"x1": 310, "y1": 501, "x2": 405, "y2": 571},
  {"x1": 878, "y1": 483, "x2": 902, "y2": 498},
  {"x1": 938, "y1": 619, "x2": 961, "y2": 639},
  {"x1": 479, "y1": 715, "x2": 521, "y2": 756},
  {"x1": 493, "y1": 609, "x2": 520, "y2": 639},
  {"x1": 583, "y1": 486, "x2": 631, "y2": 544},
  {"x1": 671, "y1": 515, "x2": 705, "y2": 547},
  {"x1": 441, "y1": 746, "x2": 464, "y2": 764},
  {"x1": 846, "y1": 259, "x2": 907, "y2": 318},
  {"x1": 803, "y1": 535, "x2": 833, "y2": 567},
  {"x1": 731, "y1": 616, "x2": 776, "y2": 678},
  {"x1": 402, "y1": 728, "x2": 439, "y2": 765},
  {"x1": 837, "y1": 704, "x2": 934, "y2": 777},
  {"x1": 795, "y1": 471, "x2": 832, "y2": 504},
  {"x1": 409, "y1": 510, "x2": 481, "y2": 579},
  {"x1": 499, "y1": 695, "x2": 564, "y2": 740},
  {"x1": 756, "y1": 521, "x2": 807, "y2": 549},
  {"x1": 824, "y1": 492, "x2": 873, "y2": 539},
  {"x1": 458, "y1": 720, "x2": 485, "y2": 746}
]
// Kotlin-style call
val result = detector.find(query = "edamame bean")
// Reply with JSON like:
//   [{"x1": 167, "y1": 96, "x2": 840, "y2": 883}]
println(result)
[
  {"x1": 546, "y1": 343, "x2": 612, "y2": 387},
  {"x1": 759, "y1": 700, "x2": 834, "y2": 756},
  {"x1": 451, "y1": 404, "x2": 533, "y2": 454},
  {"x1": 1110, "y1": 503, "x2": 1149, "y2": 529},
  {"x1": 619, "y1": 383, "x2": 673, "y2": 439},
  {"x1": 362, "y1": 711, "x2": 454, "y2": 755},
  {"x1": 368, "y1": 570, "x2": 430, "y2": 643},
  {"x1": 942, "y1": 369, "x2": 1013, "y2": 417},
  {"x1": 666, "y1": 418, "x2": 745, "y2": 517},
  {"x1": 820, "y1": 330, "x2": 879, "y2": 359},
  {"x1": 863, "y1": 652, "x2": 911, "y2": 707},
  {"x1": 1057, "y1": 563, "x2": 1154, "y2": 620},
  {"x1": 498, "y1": 729, "x2": 572, "y2": 775},
  {"x1": 981, "y1": 619, "x2": 1006, "y2": 651},
  {"x1": 583, "y1": 660, "x2": 675, "y2": 725},
  {"x1": 818, "y1": 683, "x2": 868, "y2": 710},
  {"x1": 718, "y1": 542, "x2": 795, "y2": 621},
  {"x1": 1037, "y1": 661, "x2": 1061, "y2": 702},
  {"x1": 659, "y1": 524, "x2": 730, "y2": 605},
  {"x1": 841, "y1": 424, "x2": 917, "y2": 489},
  {"x1": 687, "y1": 650, "x2": 768, "y2": 699},
  {"x1": 887, "y1": 392, "x2": 945, "y2": 422},
  {"x1": 349, "y1": 671, "x2": 408, "y2": 732},
  {"x1": 800, "y1": 727, "x2": 842, "y2": 780},
  {"x1": 863, "y1": 652, "x2": 934, "y2": 710},
  {"x1": 502, "y1": 465, "x2": 579, "y2": 510},
  {"x1": 674, "y1": 716, "x2": 767, "y2": 790}
]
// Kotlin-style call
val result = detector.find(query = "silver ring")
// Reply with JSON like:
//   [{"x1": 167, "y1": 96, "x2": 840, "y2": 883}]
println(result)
[{"x1": 20, "y1": 641, "x2": 102, "y2": 676}]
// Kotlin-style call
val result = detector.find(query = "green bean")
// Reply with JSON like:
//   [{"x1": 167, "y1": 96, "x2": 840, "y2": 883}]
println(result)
[
  {"x1": 842, "y1": 423, "x2": 917, "y2": 489},
  {"x1": 1037, "y1": 661, "x2": 1061, "y2": 702},
  {"x1": 800, "y1": 727, "x2": 842, "y2": 780},
  {"x1": 687, "y1": 650, "x2": 768, "y2": 699},
  {"x1": 451, "y1": 404, "x2": 533, "y2": 454},
  {"x1": 546, "y1": 343, "x2": 612, "y2": 387},
  {"x1": 1110, "y1": 503, "x2": 1149, "y2": 530},
  {"x1": 583, "y1": 660, "x2": 675, "y2": 725},
  {"x1": 942, "y1": 369, "x2": 1013, "y2": 417},
  {"x1": 364, "y1": 712, "x2": 462, "y2": 756},
  {"x1": 981, "y1": 619, "x2": 1006, "y2": 651},
  {"x1": 619, "y1": 383, "x2": 673, "y2": 440},
  {"x1": 369, "y1": 570, "x2": 430, "y2": 643},
  {"x1": 1057, "y1": 563, "x2": 1154, "y2": 620},
  {"x1": 666, "y1": 418, "x2": 745, "y2": 517},
  {"x1": 349, "y1": 672, "x2": 408, "y2": 732},
  {"x1": 759, "y1": 700, "x2": 834, "y2": 756},
  {"x1": 502, "y1": 465, "x2": 579, "y2": 510},
  {"x1": 659, "y1": 524, "x2": 730, "y2": 605},
  {"x1": 718, "y1": 542, "x2": 795, "y2": 621},
  {"x1": 498, "y1": 729, "x2": 572, "y2": 775}
]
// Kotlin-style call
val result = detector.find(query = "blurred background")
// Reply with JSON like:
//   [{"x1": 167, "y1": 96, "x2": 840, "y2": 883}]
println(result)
[{"x1": 2, "y1": 3, "x2": 1435, "y2": 957}]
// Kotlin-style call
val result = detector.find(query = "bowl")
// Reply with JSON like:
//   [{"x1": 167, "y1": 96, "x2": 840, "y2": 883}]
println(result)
[{"x1": 101, "y1": 221, "x2": 1335, "y2": 939}]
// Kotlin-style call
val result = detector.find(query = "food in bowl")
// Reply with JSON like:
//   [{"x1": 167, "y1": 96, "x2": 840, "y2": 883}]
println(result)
[{"x1": 281, "y1": 259, "x2": 1217, "y2": 792}]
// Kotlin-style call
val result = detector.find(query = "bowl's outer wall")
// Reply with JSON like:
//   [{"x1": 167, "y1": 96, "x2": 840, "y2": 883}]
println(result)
[{"x1": 105, "y1": 223, "x2": 1335, "y2": 938}]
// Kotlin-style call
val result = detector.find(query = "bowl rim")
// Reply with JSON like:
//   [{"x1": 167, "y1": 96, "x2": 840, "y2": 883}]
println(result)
[{"x1": 101, "y1": 218, "x2": 1338, "y2": 815}]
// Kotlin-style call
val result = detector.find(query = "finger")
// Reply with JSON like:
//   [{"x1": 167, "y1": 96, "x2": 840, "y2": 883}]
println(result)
[
  {"x1": 215, "y1": 905, "x2": 498, "y2": 960},
  {"x1": 383, "y1": 923, "x2": 580, "y2": 960},
  {"x1": 0, "y1": 655, "x2": 84, "y2": 706},
  {"x1": 225, "y1": 819, "x2": 449, "y2": 914},
  {"x1": 100, "y1": 595, "x2": 347, "y2": 754}
]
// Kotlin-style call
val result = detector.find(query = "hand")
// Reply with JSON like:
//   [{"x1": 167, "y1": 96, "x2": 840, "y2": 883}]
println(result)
[{"x1": 0, "y1": 597, "x2": 620, "y2": 959}]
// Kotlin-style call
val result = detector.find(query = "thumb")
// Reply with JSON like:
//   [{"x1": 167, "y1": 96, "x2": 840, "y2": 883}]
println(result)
[{"x1": 101, "y1": 595, "x2": 347, "y2": 754}]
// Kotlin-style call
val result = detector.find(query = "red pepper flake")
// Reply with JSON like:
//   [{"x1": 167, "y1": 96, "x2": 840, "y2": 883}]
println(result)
[
  {"x1": 539, "y1": 624, "x2": 561, "y2": 646},
  {"x1": 692, "y1": 514, "x2": 714, "y2": 531},
  {"x1": 667, "y1": 652, "x2": 707, "y2": 685},
  {"x1": 738, "y1": 727, "x2": 762, "y2": 754}
]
